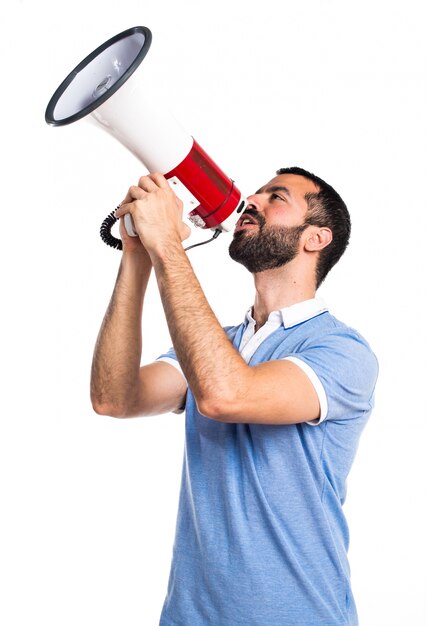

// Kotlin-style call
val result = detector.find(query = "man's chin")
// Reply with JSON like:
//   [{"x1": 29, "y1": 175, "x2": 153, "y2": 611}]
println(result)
[{"x1": 232, "y1": 228, "x2": 254, "y2": 241}]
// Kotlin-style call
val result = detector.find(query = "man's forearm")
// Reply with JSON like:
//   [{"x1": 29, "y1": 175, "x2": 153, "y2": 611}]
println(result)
[
  {"x1": 151, "y1": 241, "x2": 247, "y2": 414},
  {"x1": 90, "y1": 250, "x2": 152, "y2": 415}
]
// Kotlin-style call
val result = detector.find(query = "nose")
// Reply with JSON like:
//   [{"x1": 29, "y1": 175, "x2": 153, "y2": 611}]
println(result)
[{"x1": 246, "y1": 194, "x2": 263, "y2": 213}]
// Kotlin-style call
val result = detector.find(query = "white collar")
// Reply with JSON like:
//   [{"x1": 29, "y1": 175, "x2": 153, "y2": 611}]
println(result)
[{"x1": 245, "y1": 297, "x2": 328, "y2": 330}]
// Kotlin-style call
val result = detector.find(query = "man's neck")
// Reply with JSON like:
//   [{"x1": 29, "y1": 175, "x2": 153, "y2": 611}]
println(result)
[{"x1": 251, "y1": 265, "x2": 316, "y2": 331}]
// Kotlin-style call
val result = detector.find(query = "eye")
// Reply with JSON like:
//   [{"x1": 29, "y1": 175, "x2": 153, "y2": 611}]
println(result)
[{"x1": 271, "y1": 192, "x2": 285, "y2": 202}]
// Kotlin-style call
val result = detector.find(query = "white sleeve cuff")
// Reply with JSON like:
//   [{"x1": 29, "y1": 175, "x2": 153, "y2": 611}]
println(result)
[
  {"x1": 156, "y1": 357, "x2": 187, "y2": 383},
  {"x1": 282, "y1": 356, "x2": 328, "y2": 425},
  {"x1": 155, "y1": 357, "x2": 187, "y2": 414}
]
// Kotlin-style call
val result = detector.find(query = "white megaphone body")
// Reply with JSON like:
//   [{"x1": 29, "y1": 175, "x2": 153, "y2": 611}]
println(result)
[{"x1": 45, "y1": 26, "x2": 247, "y2": 248}]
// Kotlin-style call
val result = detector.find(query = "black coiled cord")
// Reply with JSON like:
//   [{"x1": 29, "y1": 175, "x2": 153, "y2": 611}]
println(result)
[{"x1": 100, "y1": 208, "x2": 122, "y2": 251}]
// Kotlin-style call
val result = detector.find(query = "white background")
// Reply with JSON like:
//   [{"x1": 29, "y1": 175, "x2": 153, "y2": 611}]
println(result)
[{"x1": 1, "y1": 0, "x2": 426, "y2": 624}]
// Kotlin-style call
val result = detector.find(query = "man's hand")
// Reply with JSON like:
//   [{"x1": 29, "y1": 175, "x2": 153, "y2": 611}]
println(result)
[{"x1": 115, "y1": 173, "x2": 191, "y2": 256}]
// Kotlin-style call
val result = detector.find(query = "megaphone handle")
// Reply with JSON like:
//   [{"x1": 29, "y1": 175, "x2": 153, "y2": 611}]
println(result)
[
  {"x1": 124, "y1": 213, "x2": 138, "y2": 237},
  {"x1": 100, "y1": 206, "x2": 222, "y2": 252}
]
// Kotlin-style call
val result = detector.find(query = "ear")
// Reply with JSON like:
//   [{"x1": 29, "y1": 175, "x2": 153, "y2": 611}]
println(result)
[{"x1": 304, "y1": 227, "x2": 333, "y2": 252}]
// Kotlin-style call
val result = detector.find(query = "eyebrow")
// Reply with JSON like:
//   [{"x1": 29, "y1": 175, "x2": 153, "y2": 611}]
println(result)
[{"x1": 255, "y1": 185, "x2": 292, "y2": 199}]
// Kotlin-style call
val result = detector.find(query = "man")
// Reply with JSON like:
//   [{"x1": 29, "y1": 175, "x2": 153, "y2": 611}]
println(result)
[{"x1": 91, "y1": 166, "x2": 378, "y2": 626}]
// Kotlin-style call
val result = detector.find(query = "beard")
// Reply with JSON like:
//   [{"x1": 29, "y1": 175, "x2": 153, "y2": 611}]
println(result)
[{"x1": 228, "y1": 212, "x2": 308, "y2": 274}]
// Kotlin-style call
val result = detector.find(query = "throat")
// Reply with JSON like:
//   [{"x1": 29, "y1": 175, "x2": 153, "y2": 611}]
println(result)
[{"x1": 253, "y1": 314, "x2": 269, "y2": 333}]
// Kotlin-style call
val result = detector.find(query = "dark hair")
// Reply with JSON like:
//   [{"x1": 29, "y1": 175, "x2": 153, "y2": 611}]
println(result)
[{"x1": 276, "y1": 166, "x2": 351, "y2": 287}]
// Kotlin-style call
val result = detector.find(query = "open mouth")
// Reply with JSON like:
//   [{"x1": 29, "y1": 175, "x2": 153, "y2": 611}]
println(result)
[{"x1": 235, "y1": 213, "x2": 260, "y2": 231}]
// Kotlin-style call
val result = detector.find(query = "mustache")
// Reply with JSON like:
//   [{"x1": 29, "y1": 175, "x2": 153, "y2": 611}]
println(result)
[{"x1": 241, "y1": 207, "x2": 266, "y2": 227}]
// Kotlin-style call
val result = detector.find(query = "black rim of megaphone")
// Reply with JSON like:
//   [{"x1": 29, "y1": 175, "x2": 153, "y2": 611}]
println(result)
[{"x1": 45, "y1": 26, "x2": 152, "y2": 126}]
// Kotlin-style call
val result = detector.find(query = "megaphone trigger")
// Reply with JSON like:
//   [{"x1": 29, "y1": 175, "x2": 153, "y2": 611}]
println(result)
[{"x1": 124, "y1": 214, "x2": 138, "y2": 237}]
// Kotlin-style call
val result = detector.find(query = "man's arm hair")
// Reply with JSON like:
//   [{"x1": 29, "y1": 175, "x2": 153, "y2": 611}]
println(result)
[{"x1": 90, "y1": 248, "x2": 186, "y2": 418}]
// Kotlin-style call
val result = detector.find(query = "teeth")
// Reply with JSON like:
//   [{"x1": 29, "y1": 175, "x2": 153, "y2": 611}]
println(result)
[{"x1": 242, "y1": 219, "x2": 252, "y2": 225}]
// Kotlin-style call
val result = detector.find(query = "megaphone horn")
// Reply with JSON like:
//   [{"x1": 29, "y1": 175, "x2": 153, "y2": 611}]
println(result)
[{"x1": 45, "y1": 26, "x2": 247, "y2": 249}]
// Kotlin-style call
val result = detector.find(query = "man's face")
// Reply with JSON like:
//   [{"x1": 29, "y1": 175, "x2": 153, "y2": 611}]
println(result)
[{"x1": 228, "y1": 174, "x2": 319, "y2": 273}]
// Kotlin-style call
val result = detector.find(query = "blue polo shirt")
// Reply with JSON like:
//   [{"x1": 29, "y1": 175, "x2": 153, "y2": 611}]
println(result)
[{"x1": 157, "y1": 299, "x2": 378, "y2": 626}]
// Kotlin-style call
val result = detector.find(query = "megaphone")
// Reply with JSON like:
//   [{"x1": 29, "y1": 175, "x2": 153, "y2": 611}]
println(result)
[{"x1": 45, "y1": 26, "x2": 247, "y2": 249}]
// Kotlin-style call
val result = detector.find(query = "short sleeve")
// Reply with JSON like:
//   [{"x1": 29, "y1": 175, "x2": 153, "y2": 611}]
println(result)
[
  {"x1": 285, "y1": 329, "x2": 378, "y2": 425},
  {"x1": 156, "y1": 346, "x2": 187, "y2": 383},
  {"x1": 155, "y1": 325, "x2": 239, "y2": 383},
  {"x1": 156, "y1": 347, "x2": 187, "y2": 414}
]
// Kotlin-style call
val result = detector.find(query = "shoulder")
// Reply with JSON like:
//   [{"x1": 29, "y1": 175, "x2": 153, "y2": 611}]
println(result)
[
  {"x1": 316, "y1": 313, "x2": 377, "y2": 365},
  {"x1": 292, "y1": 312, "x2": 379, "y2": 394},
  {"x1": 304, "y1": 312, "x2": 376, "y2": 353}
]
